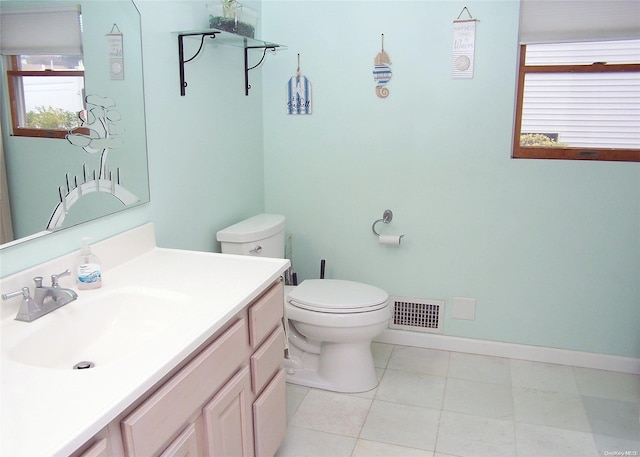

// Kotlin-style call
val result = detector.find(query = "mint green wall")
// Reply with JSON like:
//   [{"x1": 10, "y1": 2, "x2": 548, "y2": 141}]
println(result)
[
  {"x1": 1, "y1": 0, "x2": 265, "y2": 274},
  {"x1": 2, "y1": 1, "x2": 638, "y2": 360},
  {"x1": 136, "y1": 0, "x2": 266, "y2": 251},
  {"x1": 261, "y1": 1, "x2": 640, "y2": 358}
]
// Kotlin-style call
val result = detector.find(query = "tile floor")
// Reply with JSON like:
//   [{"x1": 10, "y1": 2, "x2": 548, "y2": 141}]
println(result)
[{"x1": 276, "y1": 343, "x2": 640, "y2": 457}]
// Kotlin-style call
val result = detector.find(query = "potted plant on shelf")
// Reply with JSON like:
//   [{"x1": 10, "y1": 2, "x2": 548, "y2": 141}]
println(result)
[{"x1": 208, "y1": 0, "x2": 257, "y2": 38}]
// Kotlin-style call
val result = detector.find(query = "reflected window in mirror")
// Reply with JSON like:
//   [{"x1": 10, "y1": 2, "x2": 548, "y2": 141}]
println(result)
[
  {"x1": 6, "y1": 54, "x2": 85, "y2": 139},
  {"x1": 0, "y1": 1, "x2": 151, "y2": 249},
  {"x1": 1, "y1": 5, "x2": 84, "y2": 139}
]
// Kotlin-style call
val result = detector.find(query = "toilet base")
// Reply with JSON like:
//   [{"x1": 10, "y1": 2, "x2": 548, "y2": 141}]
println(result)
[{"x1": 282, "y1": 341, "x2": 379, "y2": 393}]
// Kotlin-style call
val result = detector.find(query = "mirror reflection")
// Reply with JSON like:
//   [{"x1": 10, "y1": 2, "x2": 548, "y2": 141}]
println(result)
[{"x1": 0, "y1": 0, "x2": 150, "y2": 248}]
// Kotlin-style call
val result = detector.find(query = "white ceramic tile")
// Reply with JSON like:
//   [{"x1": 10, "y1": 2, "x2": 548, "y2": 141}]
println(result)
[
  {"x1": 448, "y1": 352, "x2": 511, "y2": 385},
  {"x1": 372, "y1": 342, "x2": 394, "y2": 368},
  {"x1": 285, "y1": 384, "x2": 308, "y2": 423},
  {"x1": 592, "y1": 433, "x2": 640, "y2": 457},
  {"x1": 573, "y1": 366, "x2": 640, "y2": 402},
  {"x1": 443, "y1": 378, "x2": 514, "y2": 420},
  {"x1": 360, "y1": 400, "x2": 440, "y2": 451},
  {"x1": 387, "y1": 346, "x2": 450, "y2": 376},
  {"x1": 279, "y1": 345, "x2": 635, "y2": 457},
  {"x1": 436, "y1": 410, "x2": 516, "y2": 457},
  {"x1": 515, "y1": 422, "x2": 600, "y2": 457},
  {"x1": 352, "y1": 439, "x2": 434, "y2": 457},
  {"x1": 274, "y1": 426, "x2": 356, "y2": 457},
  {"x1": 375, "y1": 369, "x2": 446, "y2": 409},
  {"x1": 511, "y1": 359, "x2": 579, "y2": 394},
  {"x1": 582, "y1": 396, "x2": 640, "y2": 440},
  {"x1": 290, "y1": 389, "x2": 372, "y2": 437},
  {"x1": 513, "y1": 386, "x2": 591, "y2": 432}
]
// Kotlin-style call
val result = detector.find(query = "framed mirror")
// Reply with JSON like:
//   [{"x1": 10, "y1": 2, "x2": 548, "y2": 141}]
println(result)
[{"x1": 0, "y1": 0, "x2": 150, "y2": 248}]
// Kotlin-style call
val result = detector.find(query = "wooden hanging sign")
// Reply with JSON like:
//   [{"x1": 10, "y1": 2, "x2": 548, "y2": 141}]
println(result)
[
  {"x1": 287, "y1": 54, "x2": 312, "y2": 115},
  {"x1": 373, "y1": 34, "x2": 392, "y2": 98}
]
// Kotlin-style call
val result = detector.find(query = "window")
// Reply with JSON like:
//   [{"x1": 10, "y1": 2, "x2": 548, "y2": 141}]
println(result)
[
  {"x1": 514, "y1": 0, "x2": 640, "y2": 162},
  {"x1": 6, "y1": 54, "x2": 85, "y2": 139},
  {"x1": 513, "y1": 40, "x2": 640, "y2": 162},
  {"x1": 1, "y1": 5, "x2": 84, "y2": 139}
]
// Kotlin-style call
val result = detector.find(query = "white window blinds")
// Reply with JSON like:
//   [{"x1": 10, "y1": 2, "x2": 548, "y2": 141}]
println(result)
[
  {"x1": 519, "y1": 40, "x2": 640, "y2": 152},
  {"x1": 0, "y1": 5, "x2": 82, "y2": 55},
  {"x1": 519, "y1": 0, "x2": 640, "y2": 44}
]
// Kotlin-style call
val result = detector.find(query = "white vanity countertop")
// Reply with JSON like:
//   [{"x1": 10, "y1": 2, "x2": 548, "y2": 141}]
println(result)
[{"x1": 0, "y1": 225, "x2": 289, "y2": 456}]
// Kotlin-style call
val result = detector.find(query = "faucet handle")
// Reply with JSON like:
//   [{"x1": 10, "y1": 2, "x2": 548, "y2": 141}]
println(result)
[
  {"x1": 51, "y1": 269, "x2": 72, "y2": 287},
  {"x1": 33, "y1": 276, "x2": 43, "y2": 288},
  {"x1": 2, "y1": 287, "x2": 32, "y2": 301},
  {"x1": 4, "y1": 287, "x2": 42, "y2": 322}
]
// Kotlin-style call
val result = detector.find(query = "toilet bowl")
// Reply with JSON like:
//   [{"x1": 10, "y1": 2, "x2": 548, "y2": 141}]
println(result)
[
  {"x1": 283, "y1": 279, "x2": 390, "y2": 392},
  {"x1": 217, "y1": 214, "x2": 391, "y2": 393}
]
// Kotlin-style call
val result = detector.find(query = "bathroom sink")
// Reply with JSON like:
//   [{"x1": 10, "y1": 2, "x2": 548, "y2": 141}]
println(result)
[{"x1": 3, "y1": 287, "x2": 192, "y2": 370}]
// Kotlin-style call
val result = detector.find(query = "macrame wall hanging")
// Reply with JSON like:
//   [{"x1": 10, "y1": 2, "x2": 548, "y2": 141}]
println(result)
[
  {"x1": 452, "y1": 7, "x2": 479, "y2": 79},
  {"x1": 373, "y1": 34, "x2": 392, "y2": 98}
]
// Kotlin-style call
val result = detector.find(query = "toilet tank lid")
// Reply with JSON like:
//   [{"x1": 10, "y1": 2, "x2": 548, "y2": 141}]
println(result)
[{"x1": 216, "y1": 214, "x2": 285, "y2": 243}]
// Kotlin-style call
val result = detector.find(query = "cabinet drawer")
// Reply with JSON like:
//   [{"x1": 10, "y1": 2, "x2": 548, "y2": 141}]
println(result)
[
  {"x1": 250, "y1": 326, "x2": 285, "y2": 394},
  {"x1": 122, "y1": 318, "x2": 249, "y2": 457},
  {"x1": 253, "y1": 369, "x2": 287, "y2": 457},
  {"x1": 249, "y1": 281, "x2": 284, "y2": 348}
]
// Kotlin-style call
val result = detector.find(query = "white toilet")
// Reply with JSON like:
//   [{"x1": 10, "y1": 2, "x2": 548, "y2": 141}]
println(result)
[{"x1": 217, "y1": 214, "x2": 390, "y2": 393}]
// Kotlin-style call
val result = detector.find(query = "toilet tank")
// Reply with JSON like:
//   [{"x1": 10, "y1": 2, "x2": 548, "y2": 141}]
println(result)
[{"x1": 216, "y1": 214, "x2": 285, "y2": 258}]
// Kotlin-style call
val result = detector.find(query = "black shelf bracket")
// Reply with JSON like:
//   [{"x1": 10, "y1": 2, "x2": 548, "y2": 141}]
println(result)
[
  {"x1": 178, "y1": 31, "x2": 219, "y2": 96},
  {"x1": 244, "y1": 45, "x2": 279, "y2": 96},
  {"x1": 178, "y1": 30, "x2": 280, "y2": 96}
]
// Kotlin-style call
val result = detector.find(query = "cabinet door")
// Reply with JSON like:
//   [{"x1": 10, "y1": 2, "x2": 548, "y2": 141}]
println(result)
[
  {"x1": 203, "y1": 366, "x2": 254, "y2": 457},
  {"x1": 253, "y1": 369, "x2": 286, "y2": 457},
  {"x1": 122, "y1": 318, "x2": 248, "y2": 457},
  {"x1": 160, "y1": 423, "x2": 202, "y2": 457}
]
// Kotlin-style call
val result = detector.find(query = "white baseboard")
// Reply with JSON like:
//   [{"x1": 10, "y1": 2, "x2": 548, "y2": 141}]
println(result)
[{"x1": 374, "y1": 329, "x2": 640, "y2": 375}]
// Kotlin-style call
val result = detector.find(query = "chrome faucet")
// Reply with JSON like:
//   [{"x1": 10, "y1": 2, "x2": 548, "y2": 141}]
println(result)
[{"x1": 2, "y1": 269, "x2": 78, "y2": 322}]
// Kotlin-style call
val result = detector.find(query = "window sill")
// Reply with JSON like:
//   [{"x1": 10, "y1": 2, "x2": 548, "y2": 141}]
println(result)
[
  {"x1": 12, "y1": 127, "x2": 89, "y2": 140},
  {"x1": 512, "y1": 147, "x2": 640, "y2": 162}
]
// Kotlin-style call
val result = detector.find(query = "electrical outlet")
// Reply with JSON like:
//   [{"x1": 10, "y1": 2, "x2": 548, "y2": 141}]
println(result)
[{"x1": 451, "y1": 297, "x2": 476, "y2": 320}]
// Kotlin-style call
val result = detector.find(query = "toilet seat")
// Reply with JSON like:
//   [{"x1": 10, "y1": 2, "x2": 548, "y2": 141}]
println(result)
[{"x1": 288, "y1": 279, "x2": 388, "y2": 314}]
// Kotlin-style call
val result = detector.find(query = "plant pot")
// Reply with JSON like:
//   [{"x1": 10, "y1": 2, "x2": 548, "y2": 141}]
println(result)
[{"x1": 208, "y1": 0, "x2": 257, "y2": 38}]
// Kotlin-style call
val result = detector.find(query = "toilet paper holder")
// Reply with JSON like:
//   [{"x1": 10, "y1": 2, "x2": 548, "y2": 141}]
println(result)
[{"x1": 372, "y1": 209, "x2": 404, "y2": 240}]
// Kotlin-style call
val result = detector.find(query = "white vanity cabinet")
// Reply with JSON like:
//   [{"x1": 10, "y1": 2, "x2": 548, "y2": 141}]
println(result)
[
  {"x1": 118, "y1": 279, "x2": 286, "y2": 457},
  {"x1": 1, "y1": 225, "x2": 292, "y2": 457}
]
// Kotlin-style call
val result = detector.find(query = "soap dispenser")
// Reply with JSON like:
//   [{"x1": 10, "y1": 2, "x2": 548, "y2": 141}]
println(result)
[{"x1": 75, "y1": 237, "x2": 102, "y2": 289}]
